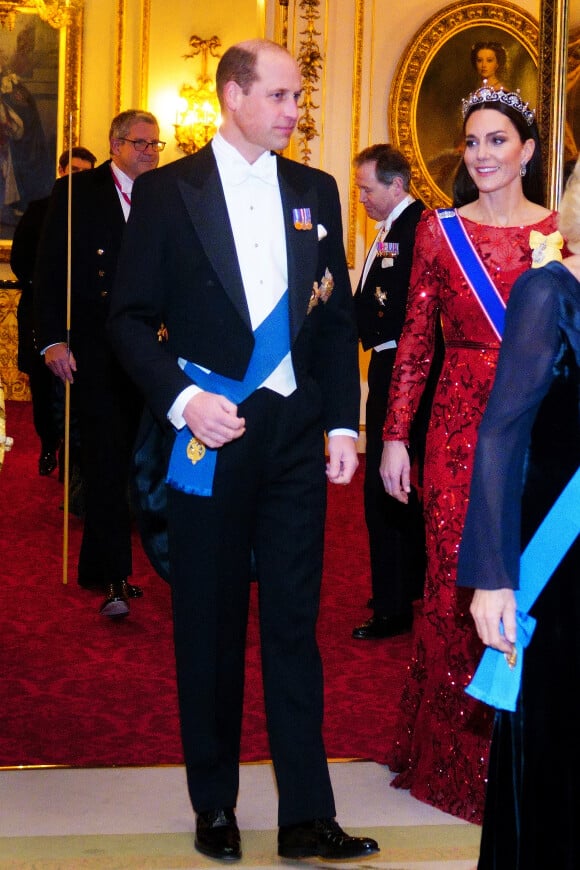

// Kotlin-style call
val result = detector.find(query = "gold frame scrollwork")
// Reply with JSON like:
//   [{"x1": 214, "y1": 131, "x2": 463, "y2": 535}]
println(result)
[
  {"x1": 389, "y1": 0, "x2": 538, "y2": 208},
  {"x1": 0, "y1": 2, "x2": 82, "y2": 262}
]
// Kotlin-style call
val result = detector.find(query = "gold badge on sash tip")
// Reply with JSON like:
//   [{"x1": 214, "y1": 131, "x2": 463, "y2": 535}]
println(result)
[{"x1": 186, "y1": 437, "x2": 206, "y2": 465}]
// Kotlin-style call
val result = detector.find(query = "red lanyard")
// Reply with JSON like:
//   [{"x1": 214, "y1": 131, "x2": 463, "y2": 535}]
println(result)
[{"x1": 110, "y1": 166, "x2": 131, "y2": 207}]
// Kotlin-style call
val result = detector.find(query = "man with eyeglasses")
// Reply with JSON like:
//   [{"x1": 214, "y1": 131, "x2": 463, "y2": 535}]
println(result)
[{"x1": 34, "y1": 109, "x2": 162, "y2": 618}]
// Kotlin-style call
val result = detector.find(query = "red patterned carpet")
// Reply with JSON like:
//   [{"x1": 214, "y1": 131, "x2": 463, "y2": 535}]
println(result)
[{"x1": 0, "y1": 401, "x2": 411, "y2": 768}]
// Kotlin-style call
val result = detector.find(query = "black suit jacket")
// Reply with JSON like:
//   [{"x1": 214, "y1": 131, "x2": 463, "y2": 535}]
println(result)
[
  {"x1": 108, "y1": 143, "x2": 359, "y2": 436},
  {"x1": 34, "y1": 160, "x2": 126, "y2": 352},
  {"x1": 354, "y1": 199, "x2": 425, "y2": 350},
  {"x1": 11, "y1": 196, "x2": 49, "y2": 372}
]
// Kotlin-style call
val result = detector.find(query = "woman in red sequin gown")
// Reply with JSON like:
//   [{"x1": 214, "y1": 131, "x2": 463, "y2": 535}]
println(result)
[{"x1": 379, "y1": 88, "x2": 561, "y2": 823}]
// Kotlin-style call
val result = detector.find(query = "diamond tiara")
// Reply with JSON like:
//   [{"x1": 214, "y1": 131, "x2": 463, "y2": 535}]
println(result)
[{"x1": 461, "y1": 84, "x2": 536, "y2": 126}]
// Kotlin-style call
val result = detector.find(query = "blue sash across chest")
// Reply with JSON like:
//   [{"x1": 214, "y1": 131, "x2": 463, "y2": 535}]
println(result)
[
  {"x1": 166, "y1": 289, "x2": 290, "y2": 497},
  {"x1": 436, "y1": 209, "x2": 580, "y2": 709}
]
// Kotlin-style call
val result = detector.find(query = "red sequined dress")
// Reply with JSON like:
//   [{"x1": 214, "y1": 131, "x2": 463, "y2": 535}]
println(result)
[{"x1": 383, "y1": 208, "x2": 560, "y2": 823}]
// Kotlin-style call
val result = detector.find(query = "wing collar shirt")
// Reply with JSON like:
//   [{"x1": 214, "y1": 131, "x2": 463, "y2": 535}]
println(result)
[
  {"x1": 169, "y1": 132, "x2": 297, "y2": 428},
  {"x1": 110, "y1": 162, "x2": 135, "y2": 222}
]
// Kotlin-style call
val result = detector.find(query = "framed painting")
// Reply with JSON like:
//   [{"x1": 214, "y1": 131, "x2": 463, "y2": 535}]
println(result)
[
  {"x1": 389, "y1": 0, "x2": 539, "y2": 208},
  {"x1": 0, "y1": 3, "x2": 82, "y2": 261}
]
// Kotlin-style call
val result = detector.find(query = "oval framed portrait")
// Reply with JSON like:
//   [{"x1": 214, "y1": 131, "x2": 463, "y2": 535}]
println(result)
[{"x1": 389, "y1": 0, "x2": 539, "y2": 207}]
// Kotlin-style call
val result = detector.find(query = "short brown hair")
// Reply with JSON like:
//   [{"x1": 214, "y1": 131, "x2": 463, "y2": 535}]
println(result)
[{"x1": 216, "y1": 39, "x2": 291, "y2": 107}]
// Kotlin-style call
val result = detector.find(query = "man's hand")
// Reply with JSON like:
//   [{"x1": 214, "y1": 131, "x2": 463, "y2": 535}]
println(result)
[
  {"x1": 183, "y1": 391, "x2": 245, "y2": 449},
  {"x1": 326, "y1": 435, "x2": 358, "y2": 485},
  {"x1": 379, "y1": 440, "x2": 410, "y2": 503},
  {"x1": 44, "y1": 343, "x2": 76, "y2": 384},
  {"x1": 470, "y1": 587, "x2": 517, "y2": 656}
]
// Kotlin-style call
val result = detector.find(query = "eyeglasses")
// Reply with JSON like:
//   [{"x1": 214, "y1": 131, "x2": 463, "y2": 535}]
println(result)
[{"x1": 117, "y1": 138, "x2": 166, "y2": 152}]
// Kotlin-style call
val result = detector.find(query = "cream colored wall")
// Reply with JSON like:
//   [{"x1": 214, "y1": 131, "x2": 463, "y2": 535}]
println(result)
[
  {"x1": 78, "y1": 0, "x2": 263, "y2": 164},
  {"x1": 3, "y1": 0, "x2": 541, "y2": 421},
  {"x1": 76, "y1": 0, "x2": 540, "y2": 261}
]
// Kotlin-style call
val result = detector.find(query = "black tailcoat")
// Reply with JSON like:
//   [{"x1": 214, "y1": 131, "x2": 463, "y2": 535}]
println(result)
[
  {"x1": 34, "y1": 161, "x2": 142, "y2": 586},
  {"x1": 108, "y1": 143, "x2": 360, "y2": 824},
  {"x1": 354, "y1": 200, "x2": 427, "y2": 617}
]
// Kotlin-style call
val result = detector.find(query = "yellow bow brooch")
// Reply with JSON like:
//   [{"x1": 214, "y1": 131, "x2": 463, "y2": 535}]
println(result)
[{"x1": 529, "y1": 230, "x2": 564, "y2": 268}]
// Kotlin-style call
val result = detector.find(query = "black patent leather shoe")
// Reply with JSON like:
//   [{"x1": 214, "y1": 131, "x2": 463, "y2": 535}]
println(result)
[
  {"x1": 195, "y1": 808, "x2": 241, "y2": 861},
  {"x1": 278, "y1": 818, "x2": 379, "y2": 860},
  {"x1": 352, "y1": 613, "x2": 413, "y2": 639},
  {"x1": 38, "y1": 450, "x2": 58, "y2": 476},
  {"x1": 99, "y1": 582, "x2": 129, "y2": 618},
  {"x1": 120, "y1": 580, "x2": 143, "y2": 599}
]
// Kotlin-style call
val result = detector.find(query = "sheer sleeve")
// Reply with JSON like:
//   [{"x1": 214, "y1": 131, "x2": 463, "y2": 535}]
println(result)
[
  {"x1": 457, "y1": 265, "x2": 564, "y2": 590},
  {"x1": 382, "y1": 211, "x2": 441, "y2": 443}
]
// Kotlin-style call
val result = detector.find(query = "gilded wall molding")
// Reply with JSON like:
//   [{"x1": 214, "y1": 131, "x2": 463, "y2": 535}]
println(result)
[
  {"x1": 114, "y1": 0, "x2": 124, "y2": 114},
  {"x1": 538, "y1": 0, "x2": 568, "y2": 208},
  {"x1": 296, "y1": 0, "x2": 322, "y2": 163},
  {"x1": 346, "y1": 0, "x2": 364, "y2": 270},
  {"x1": 140, "y1": 0, "x2": 150, "y2": 107}
]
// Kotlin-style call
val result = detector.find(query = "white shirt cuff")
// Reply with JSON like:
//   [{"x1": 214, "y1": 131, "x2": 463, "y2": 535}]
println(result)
[
  {"x1": 328, "y1": 428, "x2": 358, "y2": 439},
  {"x1": 167, "y1": 384, "x2": 203, "y2": 429}
]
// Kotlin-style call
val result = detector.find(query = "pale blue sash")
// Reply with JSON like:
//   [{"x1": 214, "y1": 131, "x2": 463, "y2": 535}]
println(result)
[{"x1": 466, "y1": 467, "x2": 580, "y2": 711}]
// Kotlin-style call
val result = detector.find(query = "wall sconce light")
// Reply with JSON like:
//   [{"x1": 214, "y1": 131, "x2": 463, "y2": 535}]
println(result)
[{"x1": 174, "y1": 35, "x2": 221, "y2": 155}]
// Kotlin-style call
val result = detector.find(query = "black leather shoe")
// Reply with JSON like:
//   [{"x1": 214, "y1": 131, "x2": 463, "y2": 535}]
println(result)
[
  {"x1": 195, "y1": 808, "x2": 241, "y2": 861},
  {"x1": 278, "y1": 818, "x2": 379, "y2": 860},
  {"x1": 38, "y1": 450, "x2": 57, "y2": 476},
  {"x1": 99, "y1": 582, "x2": 129, "y2": 618},
  {"x1": 352, "y1": 613, "x2": 412, "y2": 639},
  {"x1": 120, "y1": 580, "x2": 143, "y2": 599}
]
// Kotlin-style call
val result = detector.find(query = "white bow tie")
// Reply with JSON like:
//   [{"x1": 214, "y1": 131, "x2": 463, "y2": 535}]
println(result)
[{"x1": 224, "y1": 153, "x2": 278, "y2": 187}]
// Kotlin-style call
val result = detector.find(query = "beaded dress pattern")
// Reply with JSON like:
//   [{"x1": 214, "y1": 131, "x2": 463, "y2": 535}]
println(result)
[{"x1": 383, "y1": 208, "x2": 560, "y2": 823}]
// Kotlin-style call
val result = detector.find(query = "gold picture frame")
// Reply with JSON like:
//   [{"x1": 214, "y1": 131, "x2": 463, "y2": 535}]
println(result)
[
  {"x1": 0, "y1": 4, "x2": 82, "y2": 262},
  {"x1": 389, "y1": 0, "x2": 539, "y2": 209}
]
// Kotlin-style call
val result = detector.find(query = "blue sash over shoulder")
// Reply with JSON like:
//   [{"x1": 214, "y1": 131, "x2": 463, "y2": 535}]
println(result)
[
  {"x1": 436, "y1": 208, "x2": 505, "y2": 339},
  {"x1": 166, "y1": 289, "x2": 290, "y2": 497},
  {"x1": 466, "y1": 467, "x2": 580, "y2": 711},
  {"x1": 436, "y1": 209, "x2": 580, "y2": 710}
]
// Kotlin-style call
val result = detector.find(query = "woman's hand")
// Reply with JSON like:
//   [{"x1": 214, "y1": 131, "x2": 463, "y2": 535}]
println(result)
[
  {"x1": 470, "y1": 588, "x2": 517, "y2": 656},
  {"x1": 379, "y1": 440, "x2": 410, "y2": 503}
]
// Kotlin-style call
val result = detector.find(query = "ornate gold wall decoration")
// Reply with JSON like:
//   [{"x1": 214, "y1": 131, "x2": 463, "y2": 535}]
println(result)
[
  {"x1": 0, "y1": 1, "x2": 82, "y2": 30},
  {"x1": 538, "y1": 0, "x2": 569, "y2": 209},
  {"x1": 114, "y1": 0, "x2": 124, "y2": 115},
  {"x1": 389, "y1": 0, "x2": 538, "y2": 208},
  {"x1": 0, "y1": 287, "x2": 29, "y2": 401},
  {"x1": 140, "y1": 0, "x2": 151, "y2": 108},
  {"x1": 346, "y1": 0, "x2": 364, "y2": 270},
  {"x1": 295, "y1": 0, "x2": 322, "y2": 164}
]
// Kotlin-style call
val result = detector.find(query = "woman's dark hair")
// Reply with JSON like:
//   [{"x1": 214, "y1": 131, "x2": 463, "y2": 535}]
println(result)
[
  {"x1": 452, "y1": 99, "x2": 545, "y2": 207},
  {"x1": 470, "y1": 41, "x2": 507, "y2": 75}
]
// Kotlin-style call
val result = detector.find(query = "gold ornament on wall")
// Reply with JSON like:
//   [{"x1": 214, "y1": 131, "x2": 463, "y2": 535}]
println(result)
[
  {"x1": 0, "y1": 1, "x2": 83, "y2": 31},
  {"x1": 295, "y1": 0, "x2": 322, "y2": 165},
  {"x1": 174, "y1": 35, "x2": 221, "y2": 155}
]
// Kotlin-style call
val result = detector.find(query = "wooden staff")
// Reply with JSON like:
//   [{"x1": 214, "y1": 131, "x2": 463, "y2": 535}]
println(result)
[{"x1": 62, "y1": 115, "x2": 73, "y2": 585}]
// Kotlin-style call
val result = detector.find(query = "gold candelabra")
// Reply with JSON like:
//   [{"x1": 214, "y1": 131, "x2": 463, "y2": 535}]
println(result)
[{"x1": 174, "y1": 35, "x2": 221, "y2": 155}]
